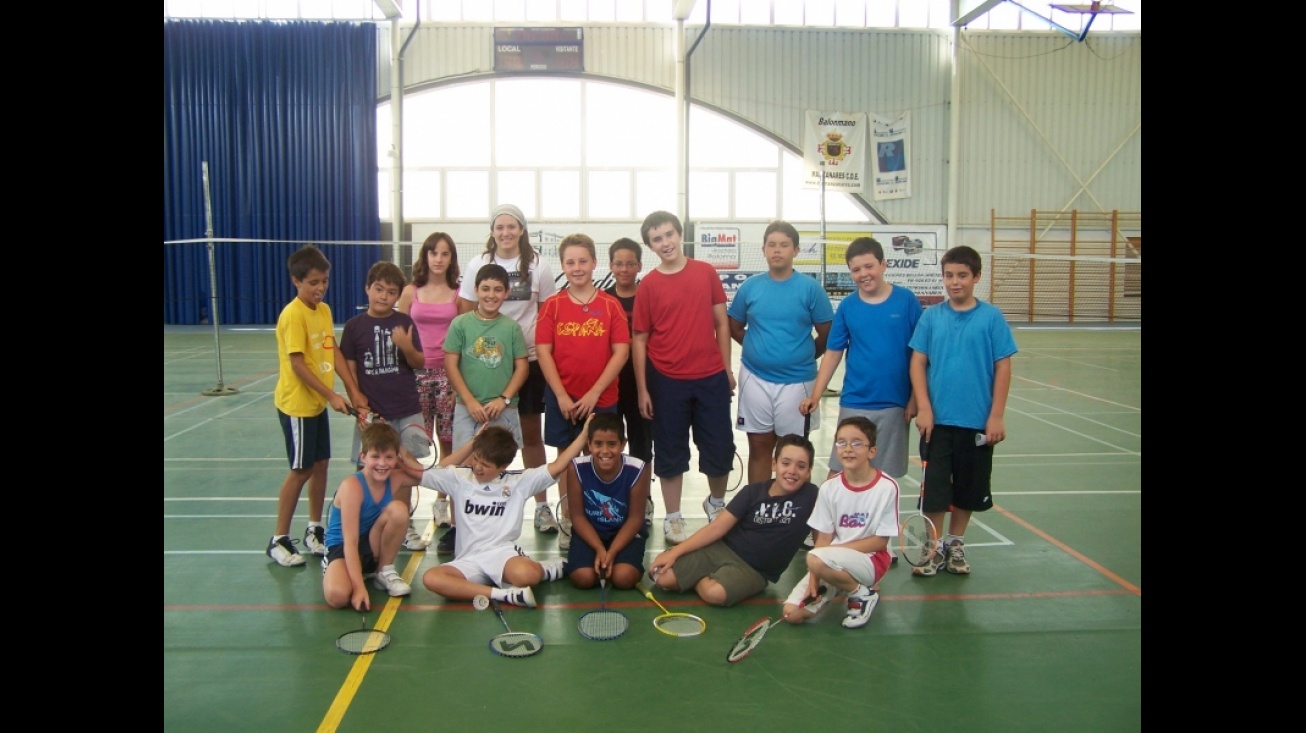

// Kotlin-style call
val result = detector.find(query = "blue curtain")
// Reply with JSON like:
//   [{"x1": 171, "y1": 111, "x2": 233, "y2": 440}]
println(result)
[{"x1": 164, "y1": 19, "x2": 381, "y2": 325}]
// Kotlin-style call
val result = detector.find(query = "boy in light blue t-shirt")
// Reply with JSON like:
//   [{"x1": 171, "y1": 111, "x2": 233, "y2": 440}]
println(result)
[{"x1": 728, "y1": 220, "x2": 833, "y2": 490}]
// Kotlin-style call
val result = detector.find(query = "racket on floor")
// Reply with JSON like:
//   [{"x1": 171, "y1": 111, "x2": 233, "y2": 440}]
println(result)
[
  {"x1": 725, "y1": 585, "x2": 825, "y2": 663},
  {"x1": 898, "y1": 434, "x2": 939, "y2": 568},
  {"x1": 577, "y1": 574, "x2": 629, "y2": 641},
  {"x1": 484, "y1": 597, "x2": 543, "y2": 658},
  {"x1": 335, "y1": 609, "x2": 391, "y2": 655},
  {"x1": 637, "y1": 578, "x2": 706, "y2": 637}
]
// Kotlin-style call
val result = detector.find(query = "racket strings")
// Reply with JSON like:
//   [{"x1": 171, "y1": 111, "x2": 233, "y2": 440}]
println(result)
[
  {"x1": 490, "y1": 632, "x2": 543, "y2": 658},
  {"x1": 726, "y1": 622, "x2": 770, "y2": 662},
  {"x1": 577, "y1": 609, "x2": 629, "y2": 640},
  {"x1": 336, "y1": 628, "x2": 391, "y2": 655},
  {"x1": 654, "y1": 613, "x2": 707, "y2": 637}
]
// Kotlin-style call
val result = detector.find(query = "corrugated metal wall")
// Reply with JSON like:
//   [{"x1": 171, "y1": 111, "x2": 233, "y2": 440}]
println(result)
[{"x1": 379, "y1": 24, "x2": 1140, "y2": 227}]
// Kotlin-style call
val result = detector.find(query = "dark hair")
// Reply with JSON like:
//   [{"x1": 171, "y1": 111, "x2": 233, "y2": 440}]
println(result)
[
  {"x1": 288, "y1": 244, "x2": 330, "y2": 280},
  {"x1": 360, "y1": 422, "x2": 401, "y2": 455},
  {"x1": 413, "y1": 232, "x2": 460, "y2": 289},
  {"x1": 763, "y1": 220, "x2": 800, "y2": 250},
  {"x1": 940, "y1": 245, "x2": 982, "y2": 276},
  {"x1": 845, "y1": 237, "x2": 885, "y2": 264},
  {"x1": 485, "y1": 208, "x2": 536, "y2": 284},
  {"x1": 559, "y1": 233, "x2": 597, "y2": 262},
  {"x1": 472, "y1": 425, "x2": 518, "y2": 468},
  {"x1": 475, "y1": 263, "x2": 511, "y2": 289},
  {"x1": 366, "y1": 261, "x2": 407, "y2": 291},
  {"x1": 774, "y1": 433, "x2": 815, "y2": 465},
  {"x1": 640, "y1": 210, "x2": 682, "y2": 246},
  {"x1": 836, "y1": 416, "x2": 878, "y2": 446},
  {"x1": 587, "y1": 413, "x2": 626, "y2": 442},
  {"x1": 609, "y1": 237, "x2": 642, "y2": 263}
]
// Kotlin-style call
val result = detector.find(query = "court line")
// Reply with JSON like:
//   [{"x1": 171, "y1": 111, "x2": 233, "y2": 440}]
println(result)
[
  {"x1": 1011, "y1": 393, "x2": 1140, "y2": 439},
  {"x1": 165, "y1": 395, "x2": 274, "y2": 441},
  {"x1": 316, "y1": 549, "x2": 425, "y2": 733},
  {"x1": 1005, "y1": 406, "x2": 1138, "y2": 454},
  {"x1": 1015, "y1": 375, "x2": 1139, "y2": 411},
  {"x1": 994, "y1": 503, "x2": 1140, "y2": 595}
]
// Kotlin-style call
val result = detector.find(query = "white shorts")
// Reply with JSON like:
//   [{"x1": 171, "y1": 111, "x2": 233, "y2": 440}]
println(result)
[
  {"x1": 784, "y1": 546, "x2": 882, "y2": 605},
  {"x1": 735, "y1": 364, "x2": 817, "y2": 436},
  {"x1": 441, "y1": 544, "x2": 528, "y2": 588}
]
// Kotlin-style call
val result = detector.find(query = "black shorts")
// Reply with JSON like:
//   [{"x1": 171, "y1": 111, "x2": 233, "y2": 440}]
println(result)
[
  {"x1": 921, "y1": 426, "x2": 994, "y2": 513},
  {"x1": 517, "y1": 361, "x2": 547, "y2": 417},
  {"x1": 321, "y1": 537, "x2": 378, "y2": 575}
]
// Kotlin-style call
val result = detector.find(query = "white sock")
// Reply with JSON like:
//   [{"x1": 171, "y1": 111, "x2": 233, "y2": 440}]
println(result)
[
  {"x1": 490, "y1": 587, "x2": 512, "y2": 602},
  {"x1": 307, "y1": 521, "x2": 323, "y2": 529},
  {"x1": 665, "y1": 511, "x2": 682, "y2": 520},
  {"x1": 379, "y1": 564, "x2": 396, "y2": 575},
  {"x1": 706, "y1": 496, "x2": 725, "y2": 507}
]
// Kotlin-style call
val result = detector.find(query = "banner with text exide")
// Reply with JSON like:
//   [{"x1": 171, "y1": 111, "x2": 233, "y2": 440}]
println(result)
[{"x1": 803, "y1": 111, "x2": 867, "y2": 193}]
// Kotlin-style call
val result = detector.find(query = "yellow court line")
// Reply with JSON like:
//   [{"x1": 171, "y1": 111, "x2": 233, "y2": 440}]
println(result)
[{"x1": 316, "y1": 528, "x2": 429, "y2": 733}]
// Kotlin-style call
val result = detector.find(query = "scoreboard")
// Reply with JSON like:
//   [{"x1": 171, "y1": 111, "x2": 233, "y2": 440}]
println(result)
[{"x1": 493, "y1": 27, "x2": 584, "y2": 72}]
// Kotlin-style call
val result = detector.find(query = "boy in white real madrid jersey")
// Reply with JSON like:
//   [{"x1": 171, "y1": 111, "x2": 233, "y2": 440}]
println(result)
[{"x1": 418, "y1": 417, "x2": 592, "y2": 607}]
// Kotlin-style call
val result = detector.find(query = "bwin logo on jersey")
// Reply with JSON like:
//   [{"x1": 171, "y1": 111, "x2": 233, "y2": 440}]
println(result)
[{"x1": 465, "y1": 499, "x2": 507, "y2": 517}]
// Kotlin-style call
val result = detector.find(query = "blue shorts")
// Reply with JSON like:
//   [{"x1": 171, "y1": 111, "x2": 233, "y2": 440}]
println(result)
[
  {"x1": 921, "y1": 426, "x2": 994, "y2": 513},
  {"x1": 566, "y1": 530, "x2": 647, "y2": 576},
  {"x1": 543, "y1": 391, "x2": 618, "y2": 448},
  {"x1": 647, "y1": 366, "x2": 735, "y2": 478},
  {"x1": 278, "y1": 408, "x2": 331, "y2": 470}
]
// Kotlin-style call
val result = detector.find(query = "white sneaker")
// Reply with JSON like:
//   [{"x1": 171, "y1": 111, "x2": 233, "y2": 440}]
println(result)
[
  {"x1": 303, "y1": 525, "x2": 327, "y2": 557},
  {"x1": 664, "y1": 517, "x2": 688, "y2": 545},
  {"x1": 540, "y1": 557, "x2": 568, "y2": 582},
  {"x1": 266, "y1": 536, "x2": 306, "y2": 567},
  {"x1": 433, "y1": 497, "x2": 452, "y2": 528},
  {"x1": 801, "y1": 584, "x2": 836, "y2": 622},
  {"x1": 502, "y1": 586, "x2": 537, "y2": 608},
  {"x1": 534, "y1": 503, "x2": 560, "y2": 534},
  {"x1": 373, "y1": 566, "x2": 412, "y2": 597},
  {"x1": 404, "y1": 526, "x2": 429, "y2": 551},
  {"x1": 702, "y1": 496, "x2": 725, "y2": 523},
  {"x1": 842, "y1": 587, "x2": 879, "y2": 629}
]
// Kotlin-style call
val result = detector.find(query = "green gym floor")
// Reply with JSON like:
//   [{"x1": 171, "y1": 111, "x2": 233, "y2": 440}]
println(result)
[{"x1": 164, "y1": 325, "x2": 1141, "y2": 733}]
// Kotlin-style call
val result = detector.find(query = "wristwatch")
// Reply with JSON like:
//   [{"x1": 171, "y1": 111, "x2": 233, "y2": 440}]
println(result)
[{"x1": 500, "y1": 394, "x2": 511, "y2": 402}]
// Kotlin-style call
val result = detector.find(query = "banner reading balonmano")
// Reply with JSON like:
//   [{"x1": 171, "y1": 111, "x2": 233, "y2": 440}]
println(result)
[{"x1": 803, "y1": 111, "x2": 867, "y2": 193}]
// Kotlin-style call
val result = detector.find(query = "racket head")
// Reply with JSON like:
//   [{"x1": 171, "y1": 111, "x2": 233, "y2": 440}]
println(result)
[
  {"x1": 335, "y1": 628, "x2": 391, "y2": 655},
  {"x1": 726, "y1": 618, "x2": 772, "y2": 663},
  {"x1": 489, "y1": 631, "x2": 544, "y2": 658},
  {"x1": 898, "y1": 513, "x2": 939, "y2": 568},
  {"x1": 653, "y1": 612, "x2": 707, "y2": 637},
  {"x1": 577, "y1": 609, "x2": 630, "y2": 641},
  {"x1": 398, "y1": 423, "x2": 439, "y2": 472}
]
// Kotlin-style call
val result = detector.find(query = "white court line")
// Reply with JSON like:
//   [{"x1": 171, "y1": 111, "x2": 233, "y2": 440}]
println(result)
[
  {"x1": 1017, "y1": 350, "x2": 1121, "y2": 372},
  {"x1": 165, "y1": 390, "x2": 274, "y2": 441},
  {"x1": 1015, "y1": 375, "x2": 1140, "y2": 412},
  {"x1": 1010, "y1": 394, "x2": 1140, "y2": 439}
]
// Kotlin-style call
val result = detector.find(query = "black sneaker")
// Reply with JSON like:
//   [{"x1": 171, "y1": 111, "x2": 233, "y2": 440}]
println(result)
[
  {"x1": 436, "y1": 526, "x2": 456, "y2": 556},
  {"x1": 267, "y1": 536, "x2": 305, "y2": 567}
]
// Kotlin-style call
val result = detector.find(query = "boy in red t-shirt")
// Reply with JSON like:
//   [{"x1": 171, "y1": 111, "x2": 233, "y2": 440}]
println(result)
[{"x1": 631, "y1": 211, "x2": 736, "y2": 546}]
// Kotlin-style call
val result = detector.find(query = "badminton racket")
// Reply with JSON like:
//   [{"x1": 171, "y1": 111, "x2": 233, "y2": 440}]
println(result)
[
  {"x1": 335, "y1": 609, "x2": 391, "y2": 655},
  {"x1": 897, "y1": 434, "x2": 939, "y2": 568},
  {"x1": 483, "y1": 597, "x2": 544, "y2": 658},
  {"x1": 577, "y1": 573, "x2": 629, "y2": 641},
  {"x1": 637, "y1": 578, "x2": 706, "y2": 637},
  {"x1": 725, "y1": 585, "x2": 825, "y2": 664}
]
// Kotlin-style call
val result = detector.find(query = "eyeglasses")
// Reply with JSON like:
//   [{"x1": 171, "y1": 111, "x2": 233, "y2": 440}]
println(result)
[{"x1": 833, "y1": 439, "x2": 869, "y2": 449}]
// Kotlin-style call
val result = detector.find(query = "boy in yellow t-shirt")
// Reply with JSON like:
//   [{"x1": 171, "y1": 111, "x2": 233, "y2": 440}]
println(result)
[{"x1": 267, "y1": 244, "x2": 357, "y2": 568}]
